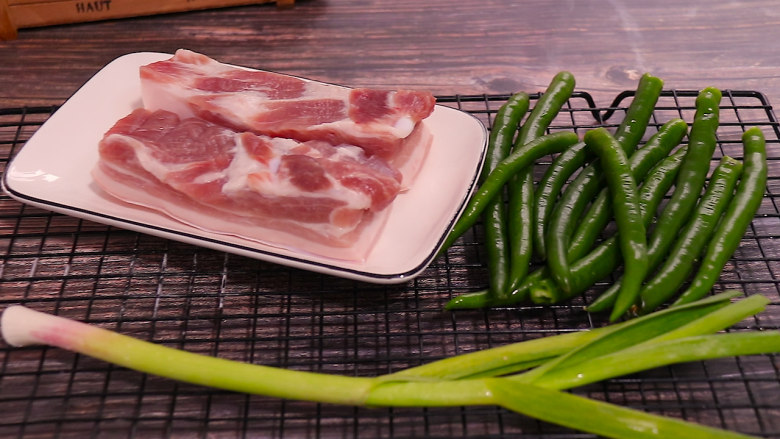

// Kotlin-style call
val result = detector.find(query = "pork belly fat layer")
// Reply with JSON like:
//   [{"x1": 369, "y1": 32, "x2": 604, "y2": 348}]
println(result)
[
  {"x1": 95, "y1": 109, "x2": 402, "y2": 247},
  {"x1": 139, "y1": 49, "x2": 436, "y2": 161}
]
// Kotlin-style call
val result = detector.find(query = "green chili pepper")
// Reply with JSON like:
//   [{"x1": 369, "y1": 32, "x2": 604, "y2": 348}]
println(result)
[
  {"x1": 532, "y1": 142, "x2": 588, "y2": 261},
  {"x1": 612, "y1": 73, "x2": 666, "y2": 153},
  {"x1": 481, "y1": 94, "x2": 530, "y2": 184},
  {"x1": 482, "y1": 93, "x2": 530, "y2": 298},
  {"x1": 447, "y1": 143, "x2": 688, "y2": 311},
  {"x1": 569, "y1": 118, "x2": 688, "y2": 262},
  {"x1": 638, "y1": 156, "x2": 743, "y2": 313},
  {"x1": 536, "y1": 147, "x2": 687, "y2": 307},
  {"x1": 543, "y1": 161, "x2": 604, "y2": 293},
  {"x1": 646, "y1": 87, "x2": 721, "y2": 269},
  {"x1": 502, "y1": 72, "x2": 576, "y2": 264},
  {"x1": 674, "y1": 127, "x2": 767, "y2": 306},
  {"x1": 583, "y1": 128, "x2": 648, "y2": 321},
  {"x1": 444, "y1": 289, "x2": 493, "y2": 310},
  {"x1": 590, "y1": 87, "x2": 722, "y2": 316},
  {"x1": 505, "y1": 174, "x2": 534, "y2": 295},
  {"x1": 440, "y1": 131, "x2": 579, "y2": 252},
  {"x1": 544, "y1": 74, "x2": 663, "y2": 294},
  {"x1": 516, "y1": 71, "x2": 576, "y2": 144},
  {"x1": 503, "y1": 72, "x2": 576, "y2": 299}
]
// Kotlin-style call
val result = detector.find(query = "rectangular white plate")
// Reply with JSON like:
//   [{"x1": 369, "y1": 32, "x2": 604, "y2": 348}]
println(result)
[{"x1": 2, "y1": 52, "x2": 487, "y2": 284}]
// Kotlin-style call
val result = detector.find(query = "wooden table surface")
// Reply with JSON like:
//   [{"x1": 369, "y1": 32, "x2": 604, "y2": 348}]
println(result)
[{"x1": 2, "y1": 0, "x2": 780, "y2": 107}]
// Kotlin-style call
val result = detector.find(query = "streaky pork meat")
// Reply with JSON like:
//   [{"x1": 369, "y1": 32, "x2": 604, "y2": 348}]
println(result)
[
  {"x1": 93, "y1": 109, "x2": 403, "y2": 256},
  {"x1": 139, "y1": 49, "x2": 436, "y2": 165}
]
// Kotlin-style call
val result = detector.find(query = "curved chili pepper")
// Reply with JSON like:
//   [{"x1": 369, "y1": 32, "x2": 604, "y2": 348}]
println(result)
[
  {"x1": 481, "y1": 94, "x2": 531, "y2": 184},
  {"x1": 645, "y1": 87, "x2": 721, "y2": 269},
  {"x1": 440, "y1": 131, "x2": 579, "y2": 252},
  {"x1": 612, "y1": 73, "x2": 666, "y2": 153},
  {"x1": 589, "y1": 87, "x2": 722, "y2": 316},
  {"x1": 516, "y1": 71, "x2": 576, "y2": 144},
  {"x1": 504, "y1": 72, "x2": 576, "y2": 300},
  {"x1": 569, "y1": 118, "x2": 688, "y2": 261},
  {"x1": 506, "y1": 174, "x2": 534, "y2": 295},
  {"x1": 545, "y1": 74, "x2": 663, "y2": 294},
  {"x1": 543, "y1": 161, "x2": 603, "y2": 293},
  {"x1": 532, "y1": 142, "x2": 588, "y2": 261},
  {"x1": 538, "y1": 147, "x2": 687, "y2": 307},
  {"x1": 673, "y1": 127, "x2": 767, "y2": 306},
  {"x1": 583, "y1": 128, "x2": 648, "y2": 321},
  {"x1": 446, "y1": 137, "x2": 687, "y2": 311},
  {"x1": 502, "y1": 72, "x2": 576, "y2": 263},
  {"x1": 482, "y1": 93, "x2": 530, "y2": 298},
  {"x1": 639, "y1": 156, "x2": 743, "y2": 313}
]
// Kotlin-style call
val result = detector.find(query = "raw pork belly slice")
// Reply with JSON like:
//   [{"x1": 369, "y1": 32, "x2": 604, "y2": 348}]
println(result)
[
  {"x1": 139, "y1": 49, "x2": 436, "y2": 164},
  {"x1": 93, "y1": 109, "x2": 403, "y2": 255}
]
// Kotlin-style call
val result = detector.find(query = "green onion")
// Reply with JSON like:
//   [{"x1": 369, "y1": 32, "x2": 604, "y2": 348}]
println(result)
[
  {"x1": 2, "y1": 292, "x2": 774, "y2": 439},
  {"x1": 490, "y1": 379, "x2": 758, "y2": 439},
  {"x1": 515, "y1": 291, "x2": 741, "y2": 383},
  {"x1": 386, "y1": 329, "x2": 599, "y2": 381},
  {"x1": 530, "y1": 331, "x2": 780, "y2": 390},
  {"x1": 0, "y1": 305, "x2": 375, "y2": 405}
]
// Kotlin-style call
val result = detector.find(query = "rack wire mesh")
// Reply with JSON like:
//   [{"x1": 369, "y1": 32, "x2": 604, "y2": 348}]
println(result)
[{"x1": 0, "y1": 91, "x2": 779, "y2": 438}]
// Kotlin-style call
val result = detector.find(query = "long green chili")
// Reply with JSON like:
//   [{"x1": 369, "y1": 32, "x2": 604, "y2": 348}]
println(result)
[
  {"x1": 569, "y1": 118, "x2": 687, "y2": 263},
  {"x1": 583, "y1": 128, "x2": 648, "y2": 321},
  {"x1": 544, "y1": 73, "x2": 663, "y2": 295},
  {"x1": 589, "y1": 87, "x2": 722, "y2": 316},
  {"x1": 646, "y1": 87, "x2": 722, "y2": 270},
  {"x1": 639, "y1": 156, "x2": 743, "y2": 312},
  {"x1": 482, "y1": 93, "x2": 530, "y2": 298},
  {"x1": 446, "y1": 145, "x2": 687, "y2": 310},
  {"x1": 440, "y1": 131, "x2": 578, "y2": 252},
  {"x1": 535, "y1": 147, "x2": 687, "y2": 306},
  {"x1": 674, "y1": 127, "x2": 767, "y2": 306},
  {"x1": 504, "y1": 72, "x2": 576, "y2": 298}
]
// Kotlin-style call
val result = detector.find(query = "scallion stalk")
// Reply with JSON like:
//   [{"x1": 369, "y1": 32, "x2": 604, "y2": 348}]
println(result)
[{"x1": 2, "y1": 293, "x2": 772, "y2": 439}]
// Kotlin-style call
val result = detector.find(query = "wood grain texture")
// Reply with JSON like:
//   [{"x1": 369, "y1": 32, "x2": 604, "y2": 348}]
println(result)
[
  {"x1": 0, "y1": 0, "x2": 779, "y2": 107},
  {"x1": 4, "y1": 0, "x2": 290, "y2": 33}
]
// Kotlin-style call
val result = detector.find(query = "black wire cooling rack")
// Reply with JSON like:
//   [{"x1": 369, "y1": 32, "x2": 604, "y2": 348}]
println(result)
[{"x1": 1, "y1": 92, "x2": 779, "y2": 439}]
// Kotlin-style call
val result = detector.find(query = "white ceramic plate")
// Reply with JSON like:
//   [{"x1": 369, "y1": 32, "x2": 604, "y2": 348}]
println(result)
[{"x1": 2, "y1": 52, "x2": 487, "y2": 283}]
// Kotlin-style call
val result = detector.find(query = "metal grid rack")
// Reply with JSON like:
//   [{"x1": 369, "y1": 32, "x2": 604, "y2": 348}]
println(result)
[{"x1": 1, "y1": 91, "x2": 779, "y2": 438}]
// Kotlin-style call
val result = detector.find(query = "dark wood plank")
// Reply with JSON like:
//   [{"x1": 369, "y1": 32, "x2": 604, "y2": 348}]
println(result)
[{"x1": 1, "y1": 0, "x2": 779, "y2": 107}]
